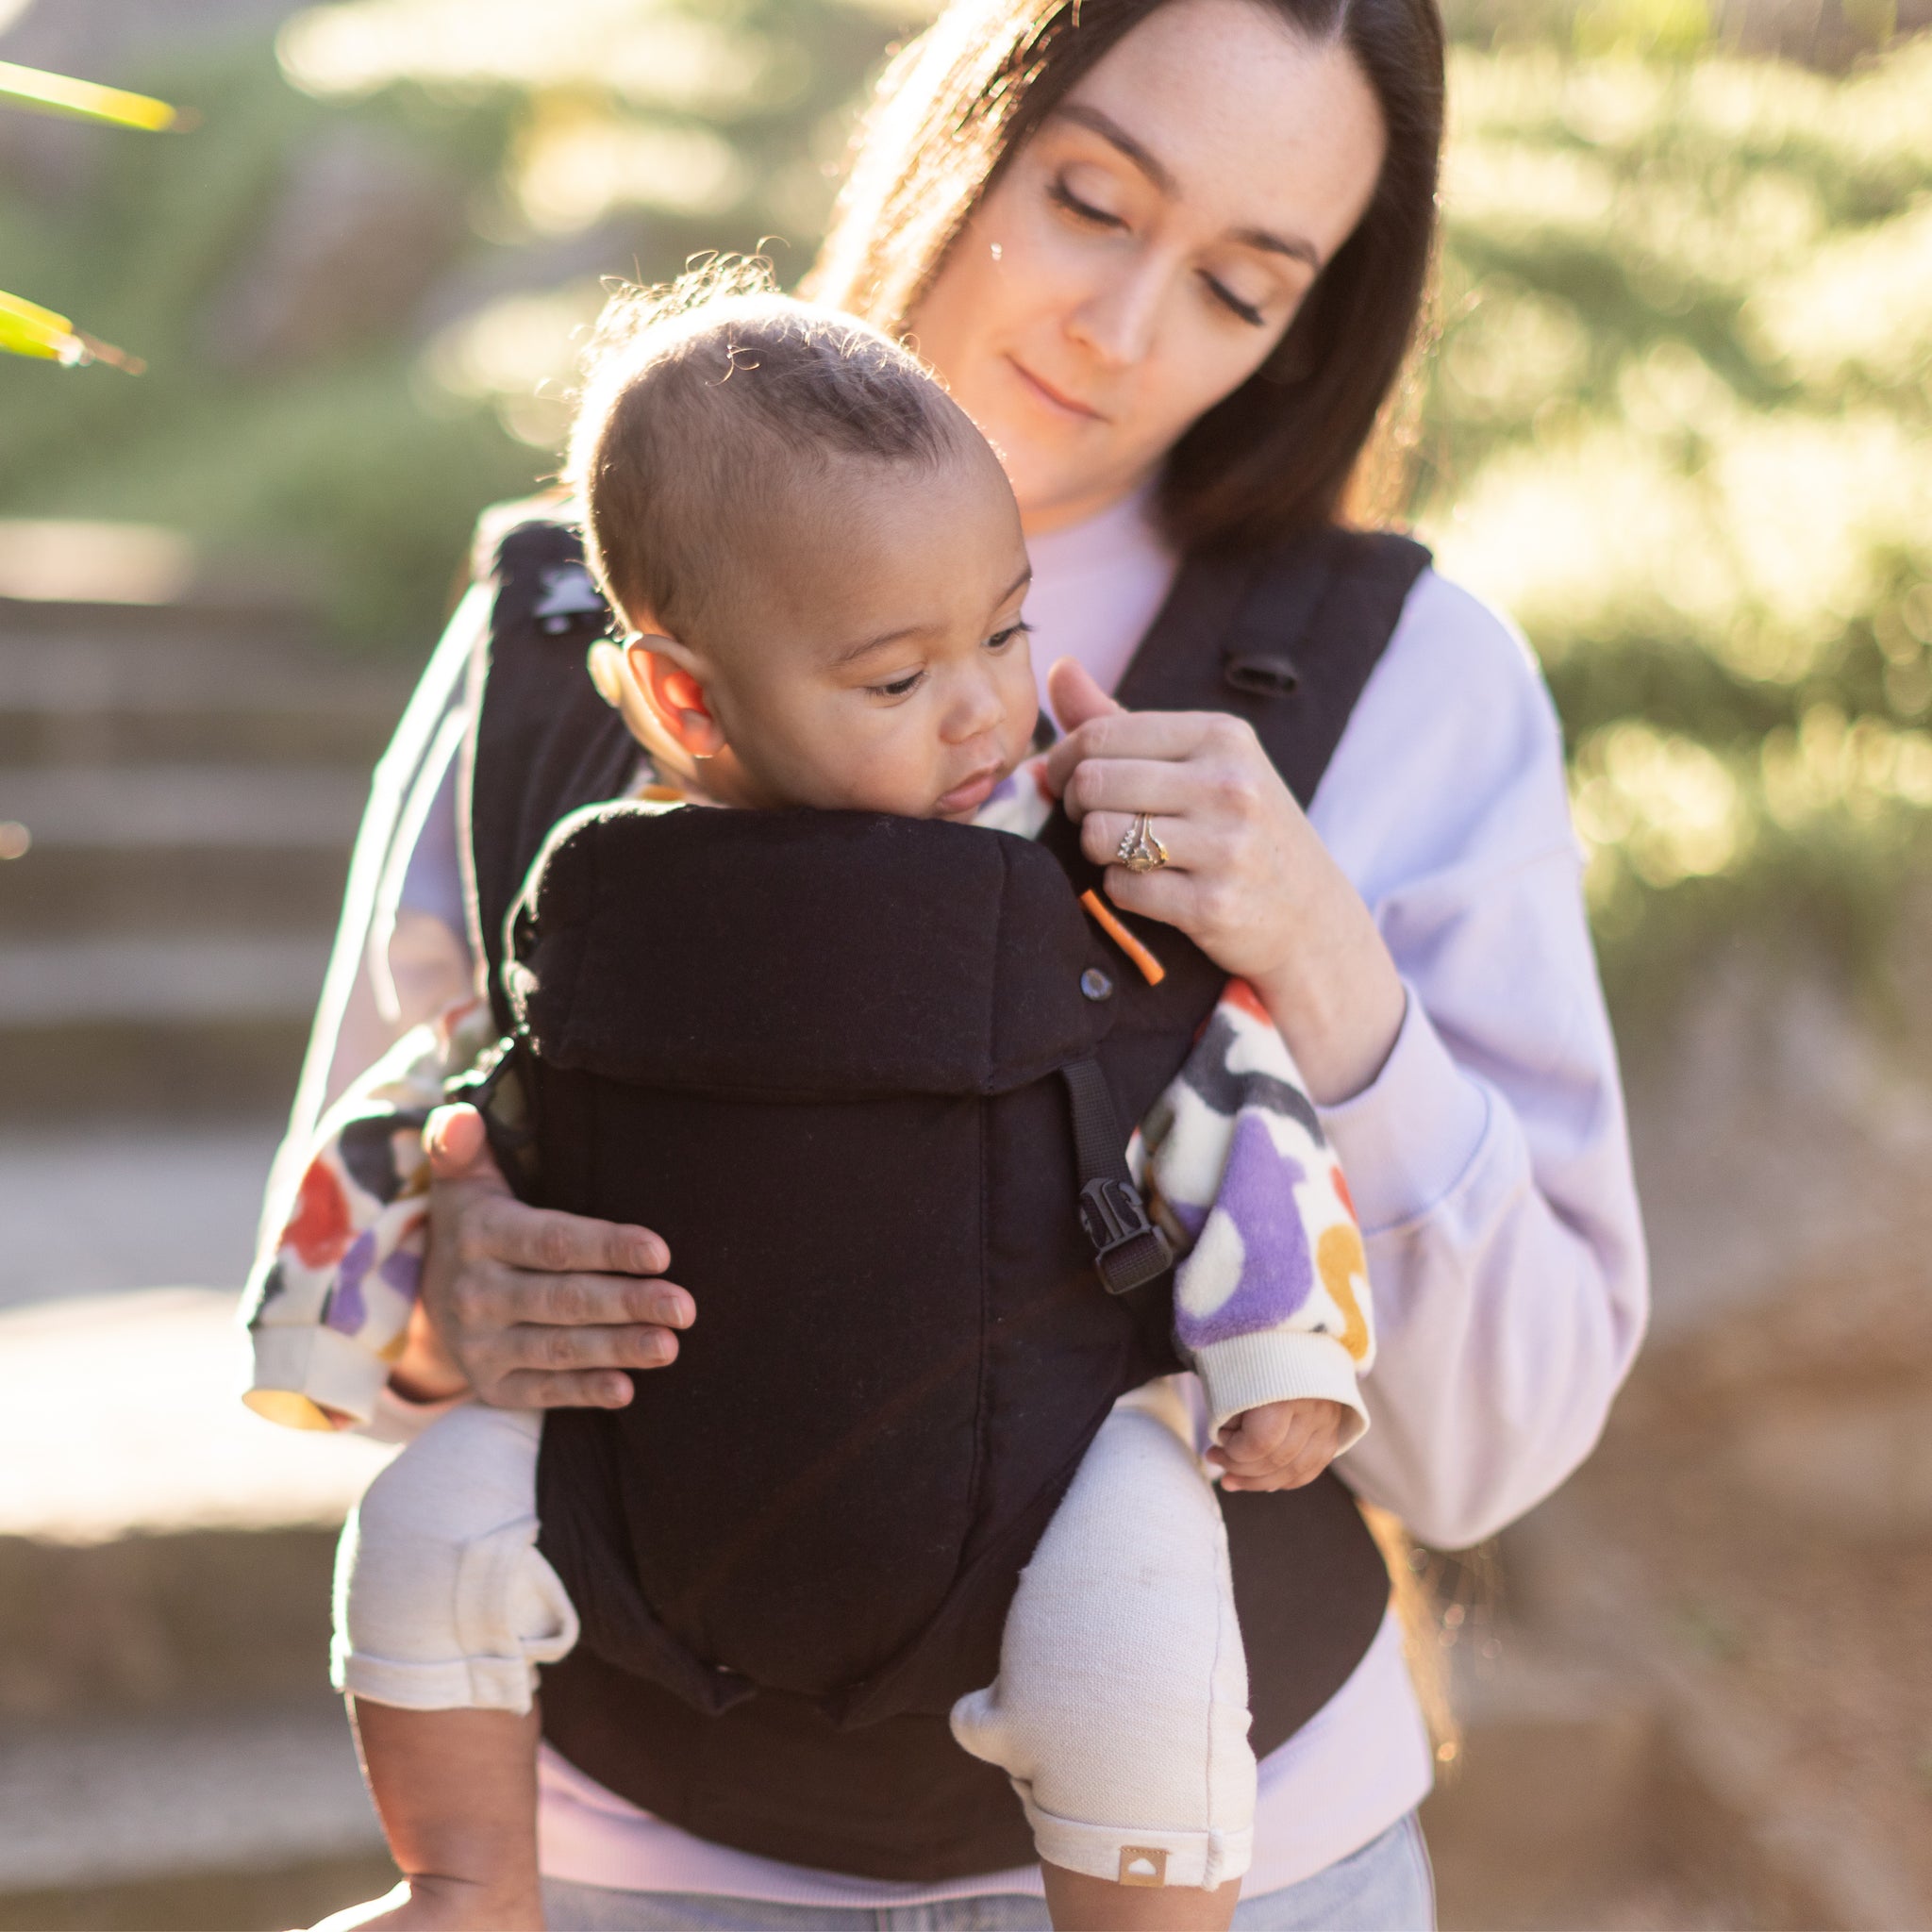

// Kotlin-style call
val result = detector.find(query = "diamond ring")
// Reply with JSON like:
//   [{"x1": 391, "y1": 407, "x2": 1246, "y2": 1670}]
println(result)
[{"x1": 1114, "y1": 813, "x2": 1169, "y2": 874}]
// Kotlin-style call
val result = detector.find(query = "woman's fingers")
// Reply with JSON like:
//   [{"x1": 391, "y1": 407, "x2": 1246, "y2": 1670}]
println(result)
[
  {"x1": 1062, "y1": 757, "x2": 1206, "y2": 823},
  {"x1": 503, "y1": 1317, "x2": 685, "y2": 1374},
  {"x1": 491, "y1": 1367, "x2": 640, "y2": 1411},
  {"x1": 424, "y1": 1102, "x2": 506, "y2": 1188},
  {"x1": 1041, "y1": 708, "x2": 1237, "y2": 801},
  {"x1": 1044, "y1": 657, "x2": 1124, "y2": 738},
  {"x1": 1076, "y1": 808, "x2": 1218, "y2": 875},
  {"x1": 473, "y1": 1192, "x2": 670, "y2": 1280}
]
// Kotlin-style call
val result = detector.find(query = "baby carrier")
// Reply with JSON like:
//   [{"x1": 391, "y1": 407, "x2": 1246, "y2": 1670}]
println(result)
[{"x1": 460, "y1": 514, "x2": 1428, "y2": 1879}]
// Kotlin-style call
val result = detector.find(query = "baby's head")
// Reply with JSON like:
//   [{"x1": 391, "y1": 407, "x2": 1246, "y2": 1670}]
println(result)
[{"x1": 569, "y1": 273, "x2": 1037, "y2": 824}]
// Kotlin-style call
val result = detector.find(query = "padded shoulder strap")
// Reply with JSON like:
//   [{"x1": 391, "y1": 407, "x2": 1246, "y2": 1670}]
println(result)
[
  {"x1": 1113, "y1": 526, "x2": 1430, "y2": 808},
  {"x1": 462, "y1": 517, "x2": 636, "y2": 1036}
]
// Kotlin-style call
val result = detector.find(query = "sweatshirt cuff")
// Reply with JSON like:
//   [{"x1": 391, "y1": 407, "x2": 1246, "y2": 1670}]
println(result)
[
  {"x1": 1316, "y1": 984, "x2": 1491, "y2": 1237},
  {"x1": 1192, "y1": 1332, "x2": 1369, "y2": 1449},
  {"x1": 245, "y1": 1324, "x2": 391, "y2": 1431}
]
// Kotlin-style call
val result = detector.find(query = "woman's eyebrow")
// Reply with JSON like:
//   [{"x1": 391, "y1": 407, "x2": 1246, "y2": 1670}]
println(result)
[{"x1": 1055, "y1": 101, "x2": 1324, "y2": 272}]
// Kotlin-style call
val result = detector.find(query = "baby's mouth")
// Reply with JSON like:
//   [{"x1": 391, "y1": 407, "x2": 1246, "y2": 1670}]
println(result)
[{"x1": 935, "y1": 765, "x2": 1005, "y2": 817}]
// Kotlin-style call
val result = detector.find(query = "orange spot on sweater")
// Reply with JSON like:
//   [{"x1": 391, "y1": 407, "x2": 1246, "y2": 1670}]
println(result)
[
  {"x1": 1332, "y1": 1167, "x2": 1357, "y2": 1224},
  {"x1": 1224, "y1": 978, "x2": 1272, "y2": 1026},
  {"x1": 1318, "y1": 1223, "x2": 1372, "y2": 1361},
  {"x1": 283, "y1": 1159, "x2": 352, "y2": 1269}
]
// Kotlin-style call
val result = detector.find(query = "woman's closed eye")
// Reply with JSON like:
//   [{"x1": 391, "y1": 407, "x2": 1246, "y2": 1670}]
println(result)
[
  {"x1": 1203, "y1": 276, "x2": 1268, "y2": 328},
  {"x1": 1051, "y1": 175, "x2": 1269, "y2": 328},
  {"x1": 1048, "y1": 176, "x2": 1124, "y2": 231}
]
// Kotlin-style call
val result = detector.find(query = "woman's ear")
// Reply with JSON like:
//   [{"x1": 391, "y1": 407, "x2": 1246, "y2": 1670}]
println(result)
[{"x1": 628, "y1": 639, "x2": 725, "y2": 759}]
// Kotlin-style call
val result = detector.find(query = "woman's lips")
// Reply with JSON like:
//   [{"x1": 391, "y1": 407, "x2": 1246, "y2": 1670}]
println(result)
[{"x1": 1007, "y1": 356, "x2": 1106, "y2": 422}]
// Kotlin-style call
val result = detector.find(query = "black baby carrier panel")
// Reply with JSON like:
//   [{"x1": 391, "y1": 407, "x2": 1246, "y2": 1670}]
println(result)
[
  {"x1": 502, "y1": 802, "x2": 1173, "y2": 1725},
  {"x1": 460, "y1": 511, "x2": 1429, "y2": 1880}
]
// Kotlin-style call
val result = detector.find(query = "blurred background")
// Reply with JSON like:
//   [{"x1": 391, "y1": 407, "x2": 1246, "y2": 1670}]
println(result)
[{"x1": 0, "y1": 0, "x2": 1928, "y2": 1924}]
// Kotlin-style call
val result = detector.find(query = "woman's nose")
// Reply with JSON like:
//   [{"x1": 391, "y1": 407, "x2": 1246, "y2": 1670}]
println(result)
[{"x1": 1064, "y1": 253, "x2": 1165, "y2": 372}]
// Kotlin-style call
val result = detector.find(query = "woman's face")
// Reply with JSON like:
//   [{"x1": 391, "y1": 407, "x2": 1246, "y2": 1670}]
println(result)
[{"x1": 909, "y1": 0, "x2": 1387, "y2": 534}]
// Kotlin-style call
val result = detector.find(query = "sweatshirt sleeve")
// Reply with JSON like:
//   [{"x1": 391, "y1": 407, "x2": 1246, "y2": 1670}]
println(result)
[
  {"x1": 1141, "y1": 979, "x2": 1373, "y2": 1442},
  {"x1": 242, "y1": 999, "x2": 496, "y2": 1431},
  {"x1": 1306, "y1": 571, "x2": 1650, "y2": 1550}
]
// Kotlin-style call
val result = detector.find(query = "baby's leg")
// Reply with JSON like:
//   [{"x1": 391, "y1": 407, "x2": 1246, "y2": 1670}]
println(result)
[
  {"x1": 952, "y1": 1379, "x2": 1253, "y2": 1932},
  {"x1": 314, "y1": 1405, "x2": 577, "y2": 1931}
]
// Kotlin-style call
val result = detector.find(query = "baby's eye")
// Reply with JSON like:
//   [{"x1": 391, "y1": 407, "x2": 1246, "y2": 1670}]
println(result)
[
  {"x1": 986, "y1": 621, "x2": 1032, "y2": 653},
  {"x1": 866, "y1": 669, "x2": 926, "y2": 700}
]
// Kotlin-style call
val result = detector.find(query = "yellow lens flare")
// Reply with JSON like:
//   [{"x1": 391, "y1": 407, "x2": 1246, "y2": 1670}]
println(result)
[
  {"x1": 0, "y1": 58, "x2": 183, "y2": 131},
  {"x1": 0, "y1": 290, "x2": 144, "y2": 374}
]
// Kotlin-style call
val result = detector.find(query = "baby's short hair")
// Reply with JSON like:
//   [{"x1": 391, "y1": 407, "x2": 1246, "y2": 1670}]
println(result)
[{"x1": 567, "y1": 262, "x2": 975, "y2": 649}]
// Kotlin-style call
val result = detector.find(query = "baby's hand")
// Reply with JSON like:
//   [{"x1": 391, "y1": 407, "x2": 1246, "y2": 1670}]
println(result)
[{"x1": 1208, "y1": 1397, "x2": 1351, "y2": 1492}]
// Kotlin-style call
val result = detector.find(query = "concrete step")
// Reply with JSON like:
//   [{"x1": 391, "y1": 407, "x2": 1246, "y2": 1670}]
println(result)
[
  {"x1": 0, "y1": 1699, "x2": 391, "y2": 1932},
  {"x1": 0, "y1": 597, "x2": 412, "y2": 770},
  {"x1": 0, "y1": 768, "x2": 370, "y2": 850},
  {"x1": 0, "y1": 935, "x2": 327, "y2": 1025},
  {"x1": 1424, "y1": 1644, "x2": 1667, "y2": 1929},
  {"x1": 0, "y1": 766, "x2": 364, "y2": 935},
  {"x1": 0, "y1": 1125, "x2": 280, "y2": 1314},
  {"x1": 0, "y1": 1290, "x2": 393, "y2": 1721},
  {"x1": 0, "y1": 935, "x2": 330, "y2": 1117}
]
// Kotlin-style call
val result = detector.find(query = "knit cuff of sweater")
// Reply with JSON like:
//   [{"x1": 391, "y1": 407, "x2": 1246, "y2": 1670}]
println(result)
[
  {"x1": 1192, "y1": 1331, "x2": 1368, "y2": 1449},
  {"x1": 1316, "y1": 983, "x2": 1491, "y2": 1238},
  {"x1": 245, "y1": 1324, "x2": 391, "y2": 1431}
]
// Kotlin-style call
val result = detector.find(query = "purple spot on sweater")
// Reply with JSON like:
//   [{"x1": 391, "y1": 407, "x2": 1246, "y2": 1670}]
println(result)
[
  {"x1": 1175, "y1": 1119, "x2": 1313, "y2": 1351},
  {"x1": 1169, "y1": 1200, "x2": 1210, "y2": 1242},
  {"x1": 326, "y1": 1229, "x2": 375, "y2": 1335},
  {"x1": 380, "y1": 1246, "x2": 422, "y2": 1305}
]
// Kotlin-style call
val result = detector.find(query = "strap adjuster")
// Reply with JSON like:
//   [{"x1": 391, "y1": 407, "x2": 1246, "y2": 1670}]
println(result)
[{"x1": 1079, "y1": 1176, "x2": 1173, "y2": 1295}]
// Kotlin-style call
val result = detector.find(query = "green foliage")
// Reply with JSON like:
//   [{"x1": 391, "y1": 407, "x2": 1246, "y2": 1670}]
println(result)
[
  {"x1": 1413, "y1": 40, "x2": 1932, "y2": 1009},
  {"x1": 0, "y1": 5, "x2": 910, "y2": 641},
  {"x1": 3, "y1": 4, "x2": 1928, "y2": 1006}
]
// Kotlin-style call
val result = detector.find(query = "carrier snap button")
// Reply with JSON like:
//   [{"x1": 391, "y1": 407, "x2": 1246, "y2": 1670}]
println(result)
[{"x1": 1080, "y1": 967, "x2": 1114, "y2": 1002}]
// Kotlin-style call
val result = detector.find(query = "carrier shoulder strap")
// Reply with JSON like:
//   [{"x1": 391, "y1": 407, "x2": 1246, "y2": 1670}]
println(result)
[
  {"x1": 1113, "y1": 525, "x2": 1430, "y2": 805},
  {"x1": 460, "y1": 514, "x2": 631, "y2": 1037}
]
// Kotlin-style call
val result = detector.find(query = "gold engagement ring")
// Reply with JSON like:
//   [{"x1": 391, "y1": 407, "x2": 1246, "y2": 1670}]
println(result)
[{"x1": 1115, "y1": 813, "x2": 1169, "y2": 874}]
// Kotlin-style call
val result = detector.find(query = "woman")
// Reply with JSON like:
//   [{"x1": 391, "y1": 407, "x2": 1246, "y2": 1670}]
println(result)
[{"x1": 274, "y1": 0, "x2": 1647, "y2": 1924}]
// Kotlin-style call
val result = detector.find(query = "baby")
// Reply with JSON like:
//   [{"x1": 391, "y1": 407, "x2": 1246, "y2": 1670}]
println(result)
[{"x1": 255, "y1": 280, "x2": 1374, "y2": 1932}]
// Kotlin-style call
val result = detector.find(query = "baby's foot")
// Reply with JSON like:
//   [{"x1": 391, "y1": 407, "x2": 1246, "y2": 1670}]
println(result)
[{"x1": 307, "y1": 1876, "x2": 544, "y2": 1931}]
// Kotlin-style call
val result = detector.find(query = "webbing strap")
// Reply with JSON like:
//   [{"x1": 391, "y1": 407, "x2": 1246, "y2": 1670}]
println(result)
[{"x1": 1060, "y1": 1058, "x2": 1173, "y2": 1295}]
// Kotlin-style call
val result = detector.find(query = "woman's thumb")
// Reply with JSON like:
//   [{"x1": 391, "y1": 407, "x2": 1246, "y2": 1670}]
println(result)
[
  {"x1": 424, "y1": 1102, "x2": 501, "y2": 1185},
  {"x1": 1048, "y1": 657, "x2": 1124, "y2": 735}
]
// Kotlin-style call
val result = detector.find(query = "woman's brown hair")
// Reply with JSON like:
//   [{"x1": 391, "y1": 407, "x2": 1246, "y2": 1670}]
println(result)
[{"x1": 806, "y1": 0, "x2": 1444, "y2": 556}]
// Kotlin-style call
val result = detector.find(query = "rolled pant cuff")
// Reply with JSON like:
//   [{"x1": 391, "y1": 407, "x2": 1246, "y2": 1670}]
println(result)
[
  {"x1": 1021, "y1": 1794, "x2": 1253, "y2": 1891},
  {"x1": 333, "y1": 1641, "x2": 538, "y2": 1714}
]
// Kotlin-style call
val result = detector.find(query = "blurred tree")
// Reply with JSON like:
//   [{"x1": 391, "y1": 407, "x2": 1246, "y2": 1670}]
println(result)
[
  {"x1": 0, "y1": 0, "x2": 924, "y2": 639},
  {"x1": 1416, "y1": 39, "x2": 1932, "y2": 1008},
  {"x1": 2, "y1": 0, "x2": 1927, "y2": 1014},
  {"x1": 0, "y1": 56, "x2": 180, "y2": 366}
]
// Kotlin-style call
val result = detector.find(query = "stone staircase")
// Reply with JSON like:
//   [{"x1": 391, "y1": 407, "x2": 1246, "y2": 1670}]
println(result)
[
  {"x1": 0, "y1": 585, "x2": 412, "y2": 1122},
  {"x1": 0, "y1": 564, "x2": 419, "y2": 1924},
  {"x1": 0, "y1": 1291, "x2": 396, "y2": 1930}
]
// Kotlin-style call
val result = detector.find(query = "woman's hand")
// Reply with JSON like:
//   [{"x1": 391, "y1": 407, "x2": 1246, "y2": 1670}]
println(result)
[
  {"x1": 1044, "y1": 659, "x2": 1405, "y2": 1107},
  {"x1": 387, "y1": 1103, "x2": 694, "y2": 1410}
]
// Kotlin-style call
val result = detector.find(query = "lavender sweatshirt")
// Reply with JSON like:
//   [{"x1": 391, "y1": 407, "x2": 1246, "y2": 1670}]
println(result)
[{"x1": 264, "y1": 490, "x2": 1647, "y2": 1904}]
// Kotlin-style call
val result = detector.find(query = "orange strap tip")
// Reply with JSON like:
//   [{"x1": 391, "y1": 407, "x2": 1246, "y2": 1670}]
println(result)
[{"x1": 1080, "y1": 890, "x2": 1166, "y2": 987}]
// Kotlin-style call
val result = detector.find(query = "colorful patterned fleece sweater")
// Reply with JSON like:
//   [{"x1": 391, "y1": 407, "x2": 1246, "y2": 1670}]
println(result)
[{"x1": 244, "y1": 758, "x2": 1374, "y2": 1441}]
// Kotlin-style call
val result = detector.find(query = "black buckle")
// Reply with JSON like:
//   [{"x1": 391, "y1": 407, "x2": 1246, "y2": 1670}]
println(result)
[{"x1": 1079, "y1": 1177, "x2": 1173, "y2": 1293}]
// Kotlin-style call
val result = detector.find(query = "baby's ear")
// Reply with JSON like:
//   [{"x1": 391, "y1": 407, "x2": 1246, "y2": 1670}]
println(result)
[{"x1": 628, "y1": 639, "x2": 724, "y2": 759}]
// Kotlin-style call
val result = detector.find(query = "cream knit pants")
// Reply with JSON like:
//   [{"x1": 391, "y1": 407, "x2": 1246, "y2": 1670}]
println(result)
[{"x1": 333, "y1": 1381, "x2": 1255, "y2": 1890}]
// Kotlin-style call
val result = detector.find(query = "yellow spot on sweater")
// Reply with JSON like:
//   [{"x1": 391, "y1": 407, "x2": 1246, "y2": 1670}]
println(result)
[{"x1": 1319, "y1": 1223, "x2": 1372, "y2": 1361}]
